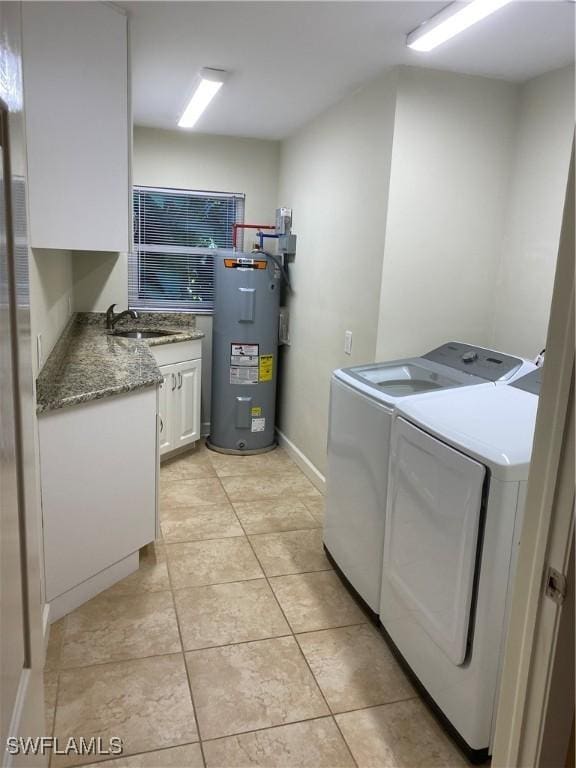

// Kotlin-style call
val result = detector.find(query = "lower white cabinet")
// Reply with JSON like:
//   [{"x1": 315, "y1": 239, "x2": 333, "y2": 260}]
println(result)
[
  {"x1": 152, "y1": 340, "x2": 202, "y2": 457},
  {"x1": 39, "y1": 387, "x2": 158, "y2": 616}
]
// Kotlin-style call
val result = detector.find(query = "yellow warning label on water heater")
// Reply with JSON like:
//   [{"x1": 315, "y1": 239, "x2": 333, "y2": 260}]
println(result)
[
  {"x1": 251, "y1": 407, "x2": 262, "y2": 417},
  {"x1": 259, "y1": 355, "x2": 274, "y2": 382}
]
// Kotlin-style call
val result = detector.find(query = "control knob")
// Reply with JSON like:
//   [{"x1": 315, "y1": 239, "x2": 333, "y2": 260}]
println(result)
[{"x1": 461, "y1": 351, "x2": 478, "y2": 364}]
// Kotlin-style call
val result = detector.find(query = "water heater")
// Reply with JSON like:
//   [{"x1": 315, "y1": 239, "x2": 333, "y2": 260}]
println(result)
[{"x1": 208, "y1": 251, "x2": 281, "y2": 454}]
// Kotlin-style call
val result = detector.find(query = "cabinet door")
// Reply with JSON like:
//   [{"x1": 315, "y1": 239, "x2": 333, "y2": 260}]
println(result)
[
  {"x1": 174, "y1": 359, "x2": 202, "y2": 448},
  {"x1": 41, "y1": 388, "x2": 157, "y2": 601},
  {"x1": 22, "y1": 3, "x2": 129, "y2": 251},
  {"x1": 158, "y1": 365, "x2": 176, "y2": 455}
]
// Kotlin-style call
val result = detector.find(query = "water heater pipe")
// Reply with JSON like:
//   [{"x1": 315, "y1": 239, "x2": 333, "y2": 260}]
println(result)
[
  {"x1": 232, "y1": 223, "x2": 275, "y2": 249},
  {"x1": 258, "y1": 231, "x2": 279, "y2": 249}
]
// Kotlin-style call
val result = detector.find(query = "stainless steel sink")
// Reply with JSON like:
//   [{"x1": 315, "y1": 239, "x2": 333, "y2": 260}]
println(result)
[{"x1": 112, "y1": 329, "x2": 175, "y2": 339}]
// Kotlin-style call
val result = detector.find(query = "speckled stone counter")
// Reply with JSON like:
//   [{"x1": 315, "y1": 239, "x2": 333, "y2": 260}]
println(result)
[{"x1": 36, "y1": 313, "x2": 205, "y2": 414}]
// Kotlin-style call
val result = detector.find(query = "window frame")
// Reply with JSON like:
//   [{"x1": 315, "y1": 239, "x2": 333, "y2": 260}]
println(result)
[{"x1": 130, "y1": 185, "x2": 245, "y2": 314}]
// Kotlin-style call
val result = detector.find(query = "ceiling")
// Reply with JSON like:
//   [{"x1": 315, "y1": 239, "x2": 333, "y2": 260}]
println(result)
[{"x1": 123, "y1": 1, "x2": 575, "y2": 140}]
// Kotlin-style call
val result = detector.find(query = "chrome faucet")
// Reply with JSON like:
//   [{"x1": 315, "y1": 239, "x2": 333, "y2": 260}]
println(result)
[{"x1": 106, "y1": 304, "x2": 139, "y2": 330}]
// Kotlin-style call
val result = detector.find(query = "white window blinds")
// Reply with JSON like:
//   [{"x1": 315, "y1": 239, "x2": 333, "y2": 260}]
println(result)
[{"x1": 130, "y1": 186, "x2": 245, "y2": 312}]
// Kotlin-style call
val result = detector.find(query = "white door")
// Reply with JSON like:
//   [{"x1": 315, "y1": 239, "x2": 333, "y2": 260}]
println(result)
[
  {"x1": 0, "y1": 99, "x2": 27, "y2": 757},
  {"x1": 383, "y1": 417, "x2": 486, "y2": 665},
  {"x1": 0, "y1": 19, "x2": 45, "y2": 756},
  {"x1": 174, "y1": 358, "x2": 201, "y2": 448},
  {"x1": 158, "y1": 365, "x2": 175, "y2": 455}
]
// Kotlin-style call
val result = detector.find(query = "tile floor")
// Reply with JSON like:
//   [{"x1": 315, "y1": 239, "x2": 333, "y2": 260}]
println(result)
[{"x1": 44, "y1": 444, "x2": 469, "y2": 768}]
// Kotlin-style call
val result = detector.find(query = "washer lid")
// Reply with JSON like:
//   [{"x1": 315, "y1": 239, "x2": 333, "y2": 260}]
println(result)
[
  {"x1": 395, "y1": 385, "x2": 538, "y2": 481},
  {"x1": 335, "y1": 358, "x2": 484, "y2": 405}
]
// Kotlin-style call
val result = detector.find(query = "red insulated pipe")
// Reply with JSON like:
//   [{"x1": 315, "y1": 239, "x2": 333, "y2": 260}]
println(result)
[{"x1": 232, "y1": 223, "x2": 275, "y2": 249}]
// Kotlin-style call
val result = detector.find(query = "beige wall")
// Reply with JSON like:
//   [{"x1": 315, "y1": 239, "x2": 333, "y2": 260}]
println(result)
[
  {"x1": 72, "y1": 251, "x2": 128, "y2": 312},
  {"x1": 133, "y1": 126, "x2": 280, "y2": 230},
  {"x1": 277, "y1": 71, "x2": 398, "y2": 475},
  {"x1": 29, "y1": 248, "x2": 74, "y2": 375},
  {"x1": 491, "y1": 65, "x2": 574, "y2": 358},
  {"x1": 132, "y1": 127, "x2": 281, "y2": 429},
  {"x1": 375, "y1": 67, "x2": 518, "y2": 359}
]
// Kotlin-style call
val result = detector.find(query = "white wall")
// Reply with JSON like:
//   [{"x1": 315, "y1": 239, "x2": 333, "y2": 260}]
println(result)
[
  {"x1": 491, "y1": 65, "x2": 574, "y2": 358},
  {"x1": 375, "y1": 67, "x2": 518, "y2": 360},
  {"x1": 72, "y1": 251, "x2": 128, "y2": 312},
  {"x1": 132, "y1": 127, "x2": 281, "y2": 429},
  {"x1": 277, "y1": 71, "x2": 398, "y2": 475},
  {"x1": 29, "y1": 248, "x2": 74, "y2": 375},
  {"x1": 133, "y1": 127, "x2": 280, "y2": 229}
]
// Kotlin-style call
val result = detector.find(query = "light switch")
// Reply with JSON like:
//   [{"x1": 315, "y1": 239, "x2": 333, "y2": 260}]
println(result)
[{"x1": 344, "y1": 330, "x2": 353, "y2": 355}]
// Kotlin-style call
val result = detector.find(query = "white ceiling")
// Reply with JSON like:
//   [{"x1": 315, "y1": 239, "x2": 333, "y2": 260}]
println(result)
[{"x1": 123, "y1": 1, "x2": 575, "y2": 140}]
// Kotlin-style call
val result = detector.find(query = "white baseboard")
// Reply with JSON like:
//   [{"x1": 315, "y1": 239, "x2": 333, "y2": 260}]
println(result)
[
  {"x1": 46, "y1": 552, "x2": 139, "y2": 623},
  {"x1": 276, "y1": 429, "x2": 325, "y2": 494},
  {"x1": 201, "y1": 421, "x2": 211, "y2": 437}
]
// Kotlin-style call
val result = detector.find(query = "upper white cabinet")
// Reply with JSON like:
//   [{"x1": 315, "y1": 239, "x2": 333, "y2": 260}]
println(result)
[{"x1": 22, "y1": 2, "x2": 130, "y2": 252}]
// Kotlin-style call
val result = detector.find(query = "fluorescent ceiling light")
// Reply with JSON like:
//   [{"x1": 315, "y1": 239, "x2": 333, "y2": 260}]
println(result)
[
  {"x1": 407, "y1": 0, "x2": 514, "y2": 52},
  {"x1": 178, "y1": 68, "x2": 228, "y2": 129}
]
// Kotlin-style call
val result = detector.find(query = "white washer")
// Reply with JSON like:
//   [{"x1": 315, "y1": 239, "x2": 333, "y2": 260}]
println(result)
[
  {"x1": 324, "y1": 342, "x2": 535, "y2": 615},
  {"x1": 378, "y1": 369, "x2": 541, "y2": 760}
]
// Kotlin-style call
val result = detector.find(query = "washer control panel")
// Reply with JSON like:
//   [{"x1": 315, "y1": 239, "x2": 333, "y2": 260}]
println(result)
[{"x1": 423, "y1": 342, "x2": 523, "y2": 381}]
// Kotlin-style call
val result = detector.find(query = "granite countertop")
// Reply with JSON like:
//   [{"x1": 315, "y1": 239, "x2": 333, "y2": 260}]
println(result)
[{"x1": 36, "y1": 313, "x2": 205, "y2": 415}]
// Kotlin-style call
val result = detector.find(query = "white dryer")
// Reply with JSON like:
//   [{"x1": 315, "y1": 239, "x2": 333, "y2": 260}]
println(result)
[
  {"x1": 324, "y1": 342, "x2": 535, "y2": 616},
  {"x1": 378, "y1": 369, "x2": 541, "y2": 760}
]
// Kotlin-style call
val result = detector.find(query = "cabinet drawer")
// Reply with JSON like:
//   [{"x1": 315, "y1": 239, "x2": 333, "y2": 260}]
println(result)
[{"x1": 151, "y1": 339, "x2": 202, "y2": 367}]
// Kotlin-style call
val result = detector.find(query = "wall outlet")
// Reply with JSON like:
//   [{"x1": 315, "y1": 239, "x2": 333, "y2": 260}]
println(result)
[
  {"x1": 37, "y1": 334, "x2": 43, "y2": 369},
  {"x1": 344, "y1": 330, "x2": 353, "y2": 355}
]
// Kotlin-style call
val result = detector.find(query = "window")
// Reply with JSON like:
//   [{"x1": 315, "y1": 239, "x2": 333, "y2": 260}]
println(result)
[{"x1": 130, "y1": 186, "x2": 245, "y2": 312}]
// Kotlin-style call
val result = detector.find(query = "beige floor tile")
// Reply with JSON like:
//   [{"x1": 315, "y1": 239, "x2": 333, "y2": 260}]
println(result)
[
  {"x1": 161, "y1": 503, "x2": 243, "y2": 542},
  {"x1": 304, "y1": 497, "x2": 325, "y2": 525},
  {"x1": 60, "y1": 590, "x2": 181, "y2": 668},
  {"x1": 52, "y1": 654, "x2": 198, "y2": 767},
  {"x1": 336, "y1": 700, "x2": 468, "y2": 767},
  {"x1": 297, "y1": 624, "x2": 415, "y2": 713},
  {"x1": 233, "y1": 498, "x2": 318, "y2": 534},
  {"x1": 185, "y1": 636, "x2": 328, "y2": 740},
  {"x1": 160, "y1": 478, "x2": 228, "y2": 508},
  {"x1": 166, "y1": 538, "x2": 263, "y2": 588},
  {"x1": 174, "y1": 579, "x2": 290, "y2": 650},
  {"x1": 203, "y1": 717, "x2": 355, "y2": 767},
  {"x1": 249, "y1": 529, "x2": 331, "y2": 576},
  {"x1": 221, "y1": 473, "x2": 321, "y2": 502},
  {"x1": 44, "y1": 669, "x2": 58, "y2": 735},
  {"x1": 105, "y1": 543, "x2": 170, "y2": 596},
  {"x1": 83, "y1": 744, "x2": 204, "y2": 768},
  {"x1": 207, "y1": 448, "x2": 300, "y2": 477},
  {"x1": 45, "y1": 617, "x2": 65, "y2": 671},
  {"x1": 161, "y1": 449, "x2": 216, "y2": 480},
  {"x1": 141, "y1": 540, "x2": 166, "y2": 562},
  {"x1": 269, "y1": 571, "x2": 367, "y2": 633}
]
